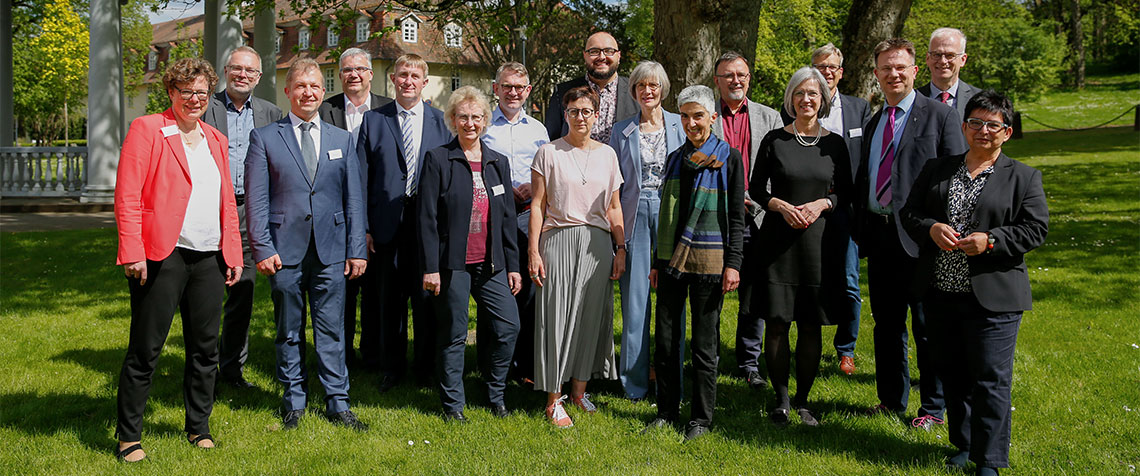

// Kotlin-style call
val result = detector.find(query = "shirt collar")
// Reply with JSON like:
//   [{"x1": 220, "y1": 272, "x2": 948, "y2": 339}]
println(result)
[
  {"x1": 223, "y1": 91, "x2": 252, "y2": 111},
  {"x1": 720, "y1": 99, "x2": 748, "y2": 116},
  {"x1": 888, "y1": 89, "x2": 917, "y2": 114},
  {"x1": 492, "y1": 106, "x2": 532, "y2": 126},
  {"x1": 396, "y1": 99, "x2": 424, "y2": 116},
  {"x1": 346, "y1": 94, "x2": 371, "y2": 112},
  {"x1": 288, "y1": 112, "x2": 320, "y2": 132},
  {"x1": 937, "y1": 80, "x2": 960, "y2": 98},
  {"x1": 586, "y1": 75, "x2": 616, "y2": 93}
]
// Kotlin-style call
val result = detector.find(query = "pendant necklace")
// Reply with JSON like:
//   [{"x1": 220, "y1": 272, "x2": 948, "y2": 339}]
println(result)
[{"x1": 573, "y1": 147, "x2": 592, "y2": 185}]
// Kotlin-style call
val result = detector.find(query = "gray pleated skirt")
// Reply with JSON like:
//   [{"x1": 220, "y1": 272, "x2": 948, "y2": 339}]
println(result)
[{"x1": 534, "y1": 225, "x2": 619, "y2": 392}]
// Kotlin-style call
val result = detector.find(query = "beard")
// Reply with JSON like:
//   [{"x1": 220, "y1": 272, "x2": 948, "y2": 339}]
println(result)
[{"x1": 588, "y1": 66, "x2": 616, "y2": 81}]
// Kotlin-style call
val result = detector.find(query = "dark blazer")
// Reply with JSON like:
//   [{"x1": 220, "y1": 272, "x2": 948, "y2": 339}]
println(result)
[
  {"x1": 318, "y1": 92, "x2": 394, "y2": 131},
  {"x1": 900, "y1": 153, "x2": 1048, "y2": 312},
  {"x1": 544, "y1": 75, "x2": 638, "y2": 141},
  {"x1": 356, "y1": 100, "x2": 453, "y2": 244},
  {"x1": 203, "y1": 91, "x2": 283, "y2": 136},
  {"x1": 244, "y1": 117, "x2": 367, "y2": 266},
  {"x1": 713, "y1": 98, "x2": 783, "y2": 229},
  {"x1": 918, "y1": 80, "x2": 979, "y2": 122},
  {"x1": 418, "y1": 138, "x2": 519, "y2": 275},
  {"x1": 854, "y1": 93, "x2": 967, "y2": 257}
]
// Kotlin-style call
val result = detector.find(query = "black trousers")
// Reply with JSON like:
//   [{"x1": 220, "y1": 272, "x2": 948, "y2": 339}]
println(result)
[
  {"x1": 735, "y1": 223, "x2": 765, "y2": 374},
  {"x1": 927, "y1": 291, "x2": 1020, "y2": 468},
  {"x1": 344, "y1": 261, "x2": 379, "y2": 368},
  {"x1": 655, "y1": 273, "x2": 724, "y2": 427},
  {"x1": 219, "y1": 201, "x2": 255, "y2": 380},
  {"x1": 373, "y1": 208, "x2": 435, "y2": 382},
  {"x1": 509, "y1": 221, "x2": 536, "y2": 381},
  {"x1": 116, "y1": 248, "x2": 225, "y2": 441},
  {"x1": 864, "y1": 217, "x2": 943, "y2": 417}
]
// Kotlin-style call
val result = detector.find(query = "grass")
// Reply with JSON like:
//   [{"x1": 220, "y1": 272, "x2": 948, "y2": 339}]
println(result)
[
  {"x1": 1016, "y1": 72, "x2": 1140, "y2": 132},
  {"x1": 1, "y1": 126, "x2": 1138, "y2": 475}
]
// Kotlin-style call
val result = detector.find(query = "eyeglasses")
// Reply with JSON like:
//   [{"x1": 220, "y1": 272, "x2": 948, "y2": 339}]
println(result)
[
  {"x1": 225, "y1": 65, "x2": 261, "y2": 76},
  {"x1": 586, "y1": 48, "x2": 619, "y2": 58},
  {"x1": 793, "y1": 90, "x2": 821, "y2": 99},
  {"x1": 965, "y1": 118, "x2": 1009, "y2": 132},
  {"x1": 715, "y1": 72, "x2": 750, "y2": 81},
  {"x1": 876, "y1": 64, "x2": 914, "y2": 74},
  {"x1": 565, "y1": 108, "x2": 596, "y2": 118},
  {"x1": 341, "y1": 66, "x2": 372, "y2": 75},
  {"x1": 927, "y1": 51, "x2": 963, "y2": 61},
  {"x1": 497, "y1": 83, "x2": 530, "y2": 92},
  {"x1": 636, "y1": 82, "x2": 661, "y2": 91},
  {"x1": 812, "y1": 64, "x2": 841, "y2": 73},
  {"x1": 177, "y1": 89, "x2": 210, "y2": 100},
  {"x1": 456, "y1": 114, "x2": 485, "y2": 124}
]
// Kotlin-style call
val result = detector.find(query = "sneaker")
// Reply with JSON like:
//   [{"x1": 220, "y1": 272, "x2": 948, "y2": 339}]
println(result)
[
  {"x1": 571, "y1": 393, "x2": 598, "y2": 413},
  {"x1": 683, "y1": 422, "x2": 709, "y2": 441},
  {"x1": 546, "y1": 396, "x2": 574, "y2": 428},
  {"x1": 911, "y1": 414, "x2": 945, "y2": 431},
  {"x1": 745, "y1": 370, "x2": 768, "y2": 390}
]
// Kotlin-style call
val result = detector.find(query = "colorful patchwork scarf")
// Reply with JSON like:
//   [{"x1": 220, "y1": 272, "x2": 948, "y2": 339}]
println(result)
[{"x1": 656, "y1": 135, "x2": 732, "y2": 280}]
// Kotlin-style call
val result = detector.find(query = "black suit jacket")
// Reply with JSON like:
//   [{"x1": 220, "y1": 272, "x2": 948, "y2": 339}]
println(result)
[
  {"x1": 544, "y1": 75, "x2": 638, "y2": 141},
  {"x1": 203, "y1": 91, "x2": 283, "y2": 139},
  {"x1": 899, "y1": 153, "x2": 1048, "y2": 312},
  {"x1": 318, "y1": 92, "x2": 394, "y2": 131},
  {"x1": 917, "y1": 80, "x2": 979, "y2": 122},
  {"x1": 418, "y1": 138, "x2": 519, "y2": 275},
  {"x1": 854, "y1": 93, "x2": 967, "y2": 257}
]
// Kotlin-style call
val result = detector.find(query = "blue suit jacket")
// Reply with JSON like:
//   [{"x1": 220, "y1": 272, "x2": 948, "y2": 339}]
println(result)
[
  {"x1": 244, "y1": 116, "x2": 367, "y2": 266},
  {"x1": 356, "y1": 100, "x2": 452, "y2": 245},
  {"x1": 609, "y1": 110, "x2": 684, "y2": 244}
]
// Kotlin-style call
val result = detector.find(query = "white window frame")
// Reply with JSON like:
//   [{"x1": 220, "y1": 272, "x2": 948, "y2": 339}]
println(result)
[
  {"x1": 328, "y1": 25, "x2": 339, "y2": 46},
  {"x1": 147, "y1": 50, "x2": 157, "y2": 70},
  {"x1": 450, "y1": 74, "x2": 460, "y2": 91},
  {"x1": 401, "y1": 17, "x2": 418, "y2": 43},
  {"x1": 356, "y1": 17, "x2": 370, "y2": 42},
  {"x1": 325, "y1": 68, "x2": 336, "y2": 92},
  {"x1": 275, "y1": 32, "x2": 282, "y2": 53},
  {"x1": 299, "y1": 28, "x2": 311, "y2": 50},
  {"x1": 444, "y1": 23, "x2": 462, "y2": 48}
]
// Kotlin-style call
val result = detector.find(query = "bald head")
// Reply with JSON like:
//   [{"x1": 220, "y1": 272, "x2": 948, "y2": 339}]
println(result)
[{"x1": 583, "y1": 31, "x2": 621, "y2": 84}]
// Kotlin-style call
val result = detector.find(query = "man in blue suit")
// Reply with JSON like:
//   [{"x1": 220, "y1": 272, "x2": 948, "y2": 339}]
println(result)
[
  {"x1": 245, "y1": 58, "x2": 369, "y2": 431},
  {"x1": 356, "y1": 54, "x2": 452, "y2": 391}
]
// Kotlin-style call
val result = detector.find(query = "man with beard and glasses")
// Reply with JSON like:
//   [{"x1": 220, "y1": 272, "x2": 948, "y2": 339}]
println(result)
[{"x1": 545, "y1": 32, "x2": 637, "y2": 143}]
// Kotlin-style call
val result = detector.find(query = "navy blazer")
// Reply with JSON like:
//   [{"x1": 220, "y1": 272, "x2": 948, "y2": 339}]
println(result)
[
  {"x1": 900, "y1": 153, "x2": 1048, "y2": 312},
  {"x1": 244, "y1": 117, "x2": 367, "y2": 266},
  {"x1": 356, "y1": 100, "x2": 452, "y2": 244},
  {"x1": 609, "y1": 110, "x2": 684, "y2": 244},
  {"x1": 418, "y1": 138, "x2": 519, "y2": 275},
  {"x1": 544, "y1": 76, "x2": 638, "y2": 141},
  {"x1": 854, "y1": 93, "x2": 967, "y2": 257},
  {"x1": 318, "y1": 92, "x2": 394, "y2": 131}
]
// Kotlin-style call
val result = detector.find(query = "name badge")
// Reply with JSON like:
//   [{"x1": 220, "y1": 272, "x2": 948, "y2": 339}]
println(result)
[
  {"x1": 328, "y1": 149, "x2": 343, "y2": 160},
  {"x1": 622, "y1": 121, "x2": 638, "y2": 137},
  {"x1": 161, "y1": 125, "x2": 179, "y2": 137},
  {"x1": 849, "y1": 128, "x2": 863, "y2": 138},
  {"x1": 491, "y1": 184, "x2": 505, "y2": 196}
]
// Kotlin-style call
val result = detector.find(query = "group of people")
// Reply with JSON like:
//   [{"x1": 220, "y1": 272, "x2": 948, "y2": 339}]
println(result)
[{"x1": 112, "y1": 26, "x2": 1047, "y2": 476}]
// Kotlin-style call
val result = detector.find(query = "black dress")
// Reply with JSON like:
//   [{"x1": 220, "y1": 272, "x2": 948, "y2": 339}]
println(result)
[{"x1": 749, "y1": 128, "x2": 851, "y2": 325}]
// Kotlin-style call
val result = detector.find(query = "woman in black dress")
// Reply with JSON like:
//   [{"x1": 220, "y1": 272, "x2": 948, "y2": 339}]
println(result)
[{"x1": 750, "y1": 66, "x2": 851, "y2": 426}]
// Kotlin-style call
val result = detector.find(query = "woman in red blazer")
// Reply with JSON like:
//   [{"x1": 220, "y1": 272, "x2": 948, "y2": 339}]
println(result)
[{"x1": 113, "y1": 58, "x2": 243, "y2": 462}]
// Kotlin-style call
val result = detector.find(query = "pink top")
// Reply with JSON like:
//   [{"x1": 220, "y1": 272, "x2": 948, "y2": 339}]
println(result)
[
  {"x1": 465, "y1": 160, "x2": 489, "y2": 264},
  {"x1": 531, "y1": 138, "x2": 623, "y2": 233}
]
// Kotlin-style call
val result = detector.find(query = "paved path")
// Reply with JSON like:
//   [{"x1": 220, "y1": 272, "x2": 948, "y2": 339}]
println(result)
[{"x1": 0, "y1": 212, "x2": 117, "y2": 232}]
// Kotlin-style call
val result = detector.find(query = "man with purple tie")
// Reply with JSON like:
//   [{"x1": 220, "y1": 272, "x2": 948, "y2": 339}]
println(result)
[{"x1": 854, "y1": 38, "x2": 965, "y2": 429}]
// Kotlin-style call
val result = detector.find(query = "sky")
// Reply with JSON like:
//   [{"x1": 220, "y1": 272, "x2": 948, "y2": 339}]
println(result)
[{"x1": 147, "y1": 1, "x2": 205, "y2": 24}]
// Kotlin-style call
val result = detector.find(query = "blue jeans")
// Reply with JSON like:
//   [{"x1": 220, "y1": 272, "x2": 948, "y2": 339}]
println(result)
[{"x1": 833, "y1": 234, "x2": 863, "y2": 357}]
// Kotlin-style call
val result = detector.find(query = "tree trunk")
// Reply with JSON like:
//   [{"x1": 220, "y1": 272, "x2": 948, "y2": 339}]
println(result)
[
  {"x1": 719, "y1": 0, "x2": 760, "y2": 70},
  {"x1": 655, "y1": 0, "x2": 726, "y2": 109},
  {"x1": 840, "y1": 0, "x2": 912, "y2": 102},
  {"x1": 1068, "y1": 0, "x2": 1085, "y2": 89}
]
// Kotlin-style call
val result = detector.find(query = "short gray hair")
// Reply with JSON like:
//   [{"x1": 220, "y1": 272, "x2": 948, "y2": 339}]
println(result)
[
  {"x1": 783, "y1": 66, "x2": 831, "y2": 119},
  {"x1": 226, "y1": 46, "x2": 262, "y2": 68},
  {"x1": 676, "y1": 85, "x2": 716, "y2": 116},
  {"x1": 930, "y1": 27, "x2": 967, "y2": 52},
  {"x1": 444, "y1": 85, "x2": 493, "y2": 136},
  {"x1": 339, "y1": 47, "x2": 372, "y2": 67},
  {"x1": 628, "y1": 60, "x2": 670, "y2": 101},
  {"x1": 811, "y1": 43, "x2": 843, "y2": 66},
  {"x1": 495, "y1": 62, "x2": 529, "y2": 83}
]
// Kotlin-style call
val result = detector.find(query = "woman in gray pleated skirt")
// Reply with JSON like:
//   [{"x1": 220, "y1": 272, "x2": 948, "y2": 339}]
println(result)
[{"x1": 527, "y1": 86, "x2": 626, "y2": 428}]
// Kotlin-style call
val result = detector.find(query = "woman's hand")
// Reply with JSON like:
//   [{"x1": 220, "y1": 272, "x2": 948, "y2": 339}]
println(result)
[
  {"x1": 423, "y1": 272, "x2": 442, "y2": 296},
  {"x1": 225, "y1": 266, "x2": 242, "y2": 286},
  {"x1": 528, "y1": 253, "x2": 546, "y2": 287},
  {"x1": 610, "y1": 249, "x2": 626, "y2": 280},
  {"x1": 124, "y1": 261, "x2": 148, "y2": 285},
  {"x1": 795, "y1": 199, "x2": 830, "y2": 226},
  {"x1": 771, "y1": 198, "x2": 809, "y2": 229},
  {"x1": 957, "y1": 232, "x2": 989, "y2": 256},
  {"x1": 929, "y1": 223, "x2": 960, "y2": 251},
  {"x1": 722, "y1": 267, "x2": 740, "y2": 294},
  {"x1": 508, "y1": 272, "x2": 523, "y2": 295}
]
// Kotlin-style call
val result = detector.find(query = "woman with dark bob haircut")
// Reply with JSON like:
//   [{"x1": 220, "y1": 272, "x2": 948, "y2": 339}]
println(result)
[
  {"x1": 114, "y1": 57, "x2": 243, "y2": 461},
  {"x1": 901, "y1": 90, "x2": 1048, "y2": 476}
]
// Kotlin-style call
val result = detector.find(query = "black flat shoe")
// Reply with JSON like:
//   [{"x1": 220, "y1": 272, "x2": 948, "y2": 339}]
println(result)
[
  {"x1": 327, "y1": 410, "x2": 369, "y2": 431},
  {"x1": 491, "y1": 405, "x2": 510, "y2": 418},
  {"x1": 682, "y1": 422, "x2": 709, "y2": 441},
  {"x1": 642, "y1": 417, "x2": 674, "y2": 434},
  {"x1": 379, "y1": 375, "x2": 400, "y2": 393},
  {"x1": 796, "y1": 407, "x2": 820, "y2": 427},
  {"x1": 443, "y1": 411, "x2": 469, "y2": 423},
  {"x1": 770, "y1": 407, "x2": 790, "y2": 427},
  {"x1": 220, "y1": 375, "x2": 256, "y2": 389},
  {"x1": 116, "y1": 443, "x2": 145, "y2": 462},
  {"x1": 187, "y1": 433, "x2": 214, "y2": 448},
  {"x1": 282, "y1": 409, "x2": 304, "y2": 430},
  {"x1": 946, "y1": 450, "x2": 970, "y2": 470}
]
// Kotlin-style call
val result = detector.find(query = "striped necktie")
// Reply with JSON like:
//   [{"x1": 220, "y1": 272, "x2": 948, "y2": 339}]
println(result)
[
  {"x1": 875, "y1": 106, "x2": 899, "y2": 208},
  {"x1": 939, "y1": 91, "x2": 951, "y2": 105},
  {"x1": 400, "y1": 110, "x2": 417, "y2": 196}
]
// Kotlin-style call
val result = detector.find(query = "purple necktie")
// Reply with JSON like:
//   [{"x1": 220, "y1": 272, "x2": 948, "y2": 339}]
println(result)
[
  {"x1": 875, "y1": 106, "x2": 899, "y2": 208},
  {"x1": 939, "y1": 91, "x2": 951, "y2": 104}
]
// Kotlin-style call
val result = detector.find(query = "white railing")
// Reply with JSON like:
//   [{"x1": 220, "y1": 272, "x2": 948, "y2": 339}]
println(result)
[{"x1": 0, "y1": 147, "x2": 88, "y2": 197}]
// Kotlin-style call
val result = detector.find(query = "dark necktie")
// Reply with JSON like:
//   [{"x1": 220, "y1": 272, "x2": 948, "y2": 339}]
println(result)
[
  {"x1": 299, "y1": 122, "x2": 317, "y2": 181},
  {"x1": 939, "y1": 91, "x2": 951, "y2": 104},
  {"x1": 875, "y1": 106, "x2": 899, "y2": 208}
]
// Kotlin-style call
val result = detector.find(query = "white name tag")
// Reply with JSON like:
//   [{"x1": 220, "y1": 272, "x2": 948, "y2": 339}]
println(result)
[
  {"x1": 161, "y1": 125, "x2": 179, "y2": 137},
  {"x1": 623, "y1": 121, "x2": 638, "y2": 137},
  {"x1": 849, "y1": 128, "x2": 863, "y2": 138},
  {"x1": 328, "y1": 149, "x2": 343, "y2": 160},
  {"x1": 491, "y1": 184, "x2": 505, "y2": 196}
]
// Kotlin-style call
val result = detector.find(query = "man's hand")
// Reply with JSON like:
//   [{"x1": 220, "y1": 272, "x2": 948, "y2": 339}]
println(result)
[
  {"x1": 610, "y1": 249, "x2": 626, "y2": 280},
  {"x1": 508, "y1": 272, "x2": 523, "y2": 296},
  {"x1": 257, "y1": 254, "x2": 283, "y2": 276},
  {"x1": 649, "y1": 269, "x2": 658, "y2": 290},
  {"x1": 423, "y1": 272, "x2": 441, "y2": 295},
  {"x1": 345, "y1": 258, "x2": 367, "y2": 279},
  {"x1": 123, "y1": 261, "x2": 148, "y2": 285},
  {"x1": 514, "y1": 184, "x2": 532, "y2": 203},
  {"x1": 722, "y1": 267, "x2": 740, "y2": 294},
  {"x1": 225, "y1": 266, "x2": 243, "y2": 286},
  {"x1": 366, "y1": 233, "x2": 375, "y2": 254}
]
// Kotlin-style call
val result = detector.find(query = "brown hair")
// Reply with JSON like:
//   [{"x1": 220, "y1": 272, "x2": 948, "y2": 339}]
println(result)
[
  {"x1": 285, "y1": 58, "x2": 322, "y2": 87},
  {"x1": 872, "y1": 38, "x2": 916, "y2": 66},
  {"x1": 163, "y1": 57, "x2": 218, "y2": 92},
  {"x1": 394, "y1": 53, "x2": 429, "y2": 76},
  {"x1": 561, "y1": 86, "x2": 599, "y2": 110}
]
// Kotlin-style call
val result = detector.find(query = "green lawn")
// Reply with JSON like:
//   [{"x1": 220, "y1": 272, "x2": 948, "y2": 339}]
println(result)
[
  {"x1": 1016, "y1": 72, "x2": 1140, "y2": 132},
  {"x1": 2, "y1": 127, "x2": 1138, "y2": 475}
]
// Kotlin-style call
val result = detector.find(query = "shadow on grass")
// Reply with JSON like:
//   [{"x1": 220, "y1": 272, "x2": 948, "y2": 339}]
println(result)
[{"x1": 0, "y1": 391, "x2": 183, "y2": 453}]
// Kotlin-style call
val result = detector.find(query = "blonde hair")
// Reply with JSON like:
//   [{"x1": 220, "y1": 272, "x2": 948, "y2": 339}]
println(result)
[
  {"x1": 285, "y1": 58, "x2": 322, "y2": 87},
  {"x1": 393, "y1": 54, "x2": 429, "y2": 76},
  {"x1": 444, "y1": 86, "x2": 493, "y2": 136}
]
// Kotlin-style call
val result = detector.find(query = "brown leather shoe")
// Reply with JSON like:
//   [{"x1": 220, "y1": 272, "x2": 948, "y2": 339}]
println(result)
[{"x1": 839, "y1": 356, "x2": 855, "y2": 375}]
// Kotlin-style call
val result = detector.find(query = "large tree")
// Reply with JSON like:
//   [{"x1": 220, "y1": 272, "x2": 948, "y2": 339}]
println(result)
[
  {"x1": 840, "y1": 0, "x2": 912, "y2": 101},
  {"x1": 653, "y1": 0, "x2": 727, "y2": 108}
]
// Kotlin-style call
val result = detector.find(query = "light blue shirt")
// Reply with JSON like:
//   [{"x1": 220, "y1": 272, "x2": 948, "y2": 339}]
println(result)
[
  {"x1": 867, "y1": 89, "x2": 916, "y2": 214},
  {"x1": 483, "y1": 106, "x2": 550, "y2": 188},
  {"x1": 928, "y1": 79, "x2": 960, "y2": 108},
  {"x1": 224, "y1": 93, "x2": 255, "y2": 195}
]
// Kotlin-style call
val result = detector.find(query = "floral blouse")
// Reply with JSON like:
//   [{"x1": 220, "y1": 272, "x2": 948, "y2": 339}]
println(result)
[{"x1": 934, "y1": 161, "x2": 994, "y2": 293}]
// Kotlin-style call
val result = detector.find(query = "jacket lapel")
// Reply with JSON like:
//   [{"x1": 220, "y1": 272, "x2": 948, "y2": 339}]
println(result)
[
  {"x1": 623, "y1": 114, "x2": 643, "y2": 179},
  {"x1": 161, "y1": 112, "x2": 192, "y2": 181},
  {"x1": 897, "y1": 97, "x2": 927, "y2": 161},
  {"x1": 277, "y1": 119, "x2": 313, "y2": 188},
  {"x1": 202, "y1": 120, "x2": 228, "y2": 180},
  {"x1": 384, "y1": 108, "x2": 406, "y2": 166},
  {"x1": 970, "y1": 153, "x2": 1013, "y2": 225}
]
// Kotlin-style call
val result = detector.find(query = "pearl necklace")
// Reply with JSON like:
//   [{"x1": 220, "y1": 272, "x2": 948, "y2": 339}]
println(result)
[{"x1": 791, "y1": 121, "x2": 821, "y2": 147}]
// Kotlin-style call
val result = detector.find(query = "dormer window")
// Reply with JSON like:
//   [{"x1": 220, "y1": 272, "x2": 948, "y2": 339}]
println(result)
[
  {"x1": 328, "y1": 25, "x2": 339, "y2": 46},
  {"x1": 401, "y1": 16, "x2": 418, "y2": 43},
  {"x1": 356, "y1": 17, "x2": 370, "y2": 42},
  {"x1": 147, "y1": 50, "x2": 157, "y2": 70},
  {"x1": 299, "y1": 28, "x2": 311, "y2": 50},
  {"x1": 444, "y1": 23, "x2": 462, "y2": 48}
]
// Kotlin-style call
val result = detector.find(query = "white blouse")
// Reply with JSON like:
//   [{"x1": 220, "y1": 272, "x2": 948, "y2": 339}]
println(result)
[{"x1": 176, "y1": 134, "x2": 222, "y2": 251}]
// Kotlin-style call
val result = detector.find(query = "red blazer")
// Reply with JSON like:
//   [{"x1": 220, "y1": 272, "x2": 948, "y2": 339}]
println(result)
[{"x1": 115, "y1": 109, "x2": 243, "y2": 267}]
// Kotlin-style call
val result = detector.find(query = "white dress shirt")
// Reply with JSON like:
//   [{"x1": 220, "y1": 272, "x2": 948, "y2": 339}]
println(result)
[
  {"x1": 289, "y1": 112, "x2": 322, "y2": 160},
  {"x1": 820, "y1": 90, "x2": 844, "y2": 136},
  {"x1": 344, "y1": 95, "x2": 371, "y2": 137}
]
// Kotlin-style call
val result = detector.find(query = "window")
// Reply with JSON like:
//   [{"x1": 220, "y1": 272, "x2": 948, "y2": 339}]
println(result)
[
  {"x1": 450, "y1": 74, "x2": 460, "y2": 91},
  {"x1": 356, "y1": 17, "x2": 370, "y2": 42},
  {"x1": 299, "y1": 28, "x2": 310, "y2": 50},
  {"x1": 402, "y1": 17, "x2": 418, "y2": 43},
  {"x1": 147, "y1": 50, "x2": 157, "y2": 71},
  {"x1": 275, "y1": 32, "x2": 282, "y2": 53},
  {"x1": 328, "y1": 25, "x2": 338, "y2": 46},
  {"x1": 325, "y1": 68, "x2": 336, "y2": 92},
  {"x1": 444, "y1": 23, "x2": 462, "y2": 48}
]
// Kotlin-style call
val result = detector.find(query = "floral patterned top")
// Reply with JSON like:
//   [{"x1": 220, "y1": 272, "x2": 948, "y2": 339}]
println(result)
[
  {"x1": 934, "y1": 161, "x2": 995, "y2": 293},
  {"x1": 639, "y1": 128, "x2": 667, "y2": 190}
]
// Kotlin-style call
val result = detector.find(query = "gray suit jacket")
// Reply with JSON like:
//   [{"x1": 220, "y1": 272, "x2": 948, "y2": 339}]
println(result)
[
  {"x1": 544, "y1": 75, "x2": 638, "y2": 141},
  {"x1": 318, "y1": 92, "x2": 394, "y2": 131},
  {"x1": 918, "y1": 80, "x2": 979, "y2": 122},
  {"x1": 712, "y1": 98, "x2": 782, "y2": 228},
  {"x1": 203, "y1": 91, "x2": 284, "y2": 138}
]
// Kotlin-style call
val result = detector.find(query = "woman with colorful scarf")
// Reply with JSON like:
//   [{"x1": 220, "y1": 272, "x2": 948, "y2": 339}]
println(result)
[{"x1": 644, "y1": 85, "x2": 746, "y2": 442}]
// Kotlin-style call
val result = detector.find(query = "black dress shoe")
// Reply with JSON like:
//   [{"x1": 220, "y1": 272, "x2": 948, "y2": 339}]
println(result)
[
  {"x1": 442, "y1": 411, "x2": 468, "y2": 423},
  {"x1": 682, "y1": 422, "x2": 709, "y2": 441},
  {"x1": 282, "y1": 409, "x2": 304, "y2": 430},
  {"x1": 378, "y1": 375, "x2": 401, "y2": 392},
  {"x1": 770, "y1": 407, "x2": 790, "y2": 427},
  {"x1": 946, "y1": 450, "x2": 970, "y2": 470},
  {"x1": 642, "y1": 417, "x2": 674, "y2": 434},
  {"x1": 220, "y1": 375, "x2": 256, "y2": 389},
  {"x1": 327, "y1": 410, "x2": 369, "y2": 431},
  {"x1": 491, "y1": 405, "x2": 510, "y2": 418}
]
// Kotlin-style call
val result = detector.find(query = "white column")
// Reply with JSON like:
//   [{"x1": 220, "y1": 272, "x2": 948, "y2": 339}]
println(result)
[
  {"x1": 1, "y1": 0, "x2": 14, "y2": 146},
  {"x1": 253, "y1": 8, "x2": 276, "y2": 104},
  {"x1": 216, "y1": 0, "x2": 244, "y2": 80},
  {"x1": 83, "y1": 0, "x2": 122, "y2": 203}
]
